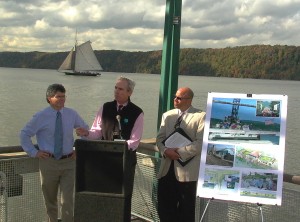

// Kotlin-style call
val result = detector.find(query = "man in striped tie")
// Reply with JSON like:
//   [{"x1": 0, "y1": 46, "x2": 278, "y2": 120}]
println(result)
[
  {"x1": 156, "y1": 87, "x2": 206, "y2": 222},
  {"x1": 20, "y1": 83, "x2": 89, "y2": 222}
]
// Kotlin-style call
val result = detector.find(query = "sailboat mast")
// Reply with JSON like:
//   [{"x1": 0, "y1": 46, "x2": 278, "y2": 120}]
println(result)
[
  {"x1": 72, "y1": 30, "x2": 78, "y2": 72},
  {"x1": 75, "y1": 29, "x2": 78, "y2": 47}
]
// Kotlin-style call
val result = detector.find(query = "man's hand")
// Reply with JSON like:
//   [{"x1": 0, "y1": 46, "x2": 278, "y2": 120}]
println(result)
[
  {"x1": 71, "y1": 150, "x2": 76, "y2": 159},
  {"x1": 76, "y1": 127, "x2": 89, "y2": 137},
  {"x1": 164, "y1": 148, "x2": 180, "y2": 160},
  {"x1": 36, "y1": 151, "x2": 51, "y2": 159}
]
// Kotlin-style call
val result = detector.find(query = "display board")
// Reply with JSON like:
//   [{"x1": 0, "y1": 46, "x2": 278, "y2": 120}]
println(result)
[{"x1": 197, "y1": 92, "x2": 288, "y2": 206}]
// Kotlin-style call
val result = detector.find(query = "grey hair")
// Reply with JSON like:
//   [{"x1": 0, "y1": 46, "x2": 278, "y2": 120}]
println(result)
[
  {"x1": 46, "y1": 84, "x2": 65, "y2": 103},
  {"x1": 117, "y1": 76, "x2": 136, "y2": 92}
]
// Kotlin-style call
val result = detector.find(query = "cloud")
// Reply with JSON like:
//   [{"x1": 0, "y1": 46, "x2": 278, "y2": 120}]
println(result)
[{"x1": 0, "y1": 0, "x2": 300, "y2": 52}]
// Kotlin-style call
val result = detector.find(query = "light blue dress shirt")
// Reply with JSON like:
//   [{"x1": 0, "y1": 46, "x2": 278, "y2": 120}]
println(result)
[{"x1": 20, "y1": 106, "x2": 89, "y2": 157}]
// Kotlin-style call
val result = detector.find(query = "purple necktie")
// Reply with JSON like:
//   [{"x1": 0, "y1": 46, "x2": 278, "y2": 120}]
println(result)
[{"x1": 118, "y1": 105, "x2": 123, "y2": 112}]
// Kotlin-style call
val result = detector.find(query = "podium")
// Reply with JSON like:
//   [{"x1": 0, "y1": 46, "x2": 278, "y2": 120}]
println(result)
[{"x1": 74, "y1": 139, "x2": 136, "y2": 222}]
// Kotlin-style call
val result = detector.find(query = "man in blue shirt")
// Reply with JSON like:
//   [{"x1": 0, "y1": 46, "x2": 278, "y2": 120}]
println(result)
[{"x1": 20, "y1": 83, "x2": 88, "y2": 222}]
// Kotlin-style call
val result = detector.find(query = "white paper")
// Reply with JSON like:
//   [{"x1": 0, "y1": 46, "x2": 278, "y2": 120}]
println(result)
[{"x1": 164, "y1": 132, "x2": 192, "y2": 148}]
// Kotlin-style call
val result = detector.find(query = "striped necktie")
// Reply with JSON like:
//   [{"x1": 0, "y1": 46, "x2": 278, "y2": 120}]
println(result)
[
  {"x1": 174, "y1": 112, "x2": 184, "y2": 129},
  {"x1": 118, "y1": 105, "x2": 123, "y2": 112},
  {"x1": 54, "y1": 111, "x2": 63, "y2": 159}
]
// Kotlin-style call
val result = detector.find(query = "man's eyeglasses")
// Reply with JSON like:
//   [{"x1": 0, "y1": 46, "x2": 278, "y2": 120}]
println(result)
[
  {"x1": 174, "y1": 96, "x2": 191, "y2": 101},
  {"x1": 54, "y1": 95, "x2": 66, "y2": 99}
]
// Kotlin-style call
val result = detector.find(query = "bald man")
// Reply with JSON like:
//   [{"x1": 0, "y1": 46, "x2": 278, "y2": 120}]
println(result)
[{"x1": 156, "y1": 87, "x2": 206, "y2": 222}]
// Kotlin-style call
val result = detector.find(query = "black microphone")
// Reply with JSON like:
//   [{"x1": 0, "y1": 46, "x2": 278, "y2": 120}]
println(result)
[{"x1": 116, "y1": 115, "x2": 123, "y2": 139}]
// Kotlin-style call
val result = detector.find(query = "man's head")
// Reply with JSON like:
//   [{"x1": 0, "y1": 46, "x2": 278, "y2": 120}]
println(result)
[
  {"x1": 174, "y1": 87, "x2": 194, "y2": 112},
  {"x1": 114, "y1": 76, "x2": 135, "y2": 104},
  {"x1": 46, "y1": 84, "x2": 66, "y2": 110}
]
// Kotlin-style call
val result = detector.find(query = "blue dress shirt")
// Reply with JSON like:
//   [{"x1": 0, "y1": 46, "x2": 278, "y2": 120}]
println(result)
[{"x1": 20, "y1": 106, "x2": 89, "y2": 157}]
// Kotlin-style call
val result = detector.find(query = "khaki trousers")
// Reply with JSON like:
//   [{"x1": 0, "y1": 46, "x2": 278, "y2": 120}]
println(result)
[{"x1": 39, "y1": 157, "x2": 75, "y2": 222}]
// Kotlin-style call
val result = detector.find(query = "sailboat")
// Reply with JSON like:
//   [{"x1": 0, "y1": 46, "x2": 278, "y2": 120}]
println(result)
[{"x1": 58, "y1": 40, "x2": 103, "y2": 76}]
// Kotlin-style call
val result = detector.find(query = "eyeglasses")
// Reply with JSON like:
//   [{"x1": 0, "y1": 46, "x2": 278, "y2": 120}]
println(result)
[
  {"x1": 54, "y1": 95, "x2": 66, "y2": 99},
  {"x1": 174, "y1": 96, "x2": 191, "y2": 101}
]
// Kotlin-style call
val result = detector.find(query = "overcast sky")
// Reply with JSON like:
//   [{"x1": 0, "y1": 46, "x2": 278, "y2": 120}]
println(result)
[{"x1": 1, "y1": 0, "x2": 300, "y2": 52}]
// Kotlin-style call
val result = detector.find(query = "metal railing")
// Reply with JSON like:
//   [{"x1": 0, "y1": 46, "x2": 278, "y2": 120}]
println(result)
[{"x1": 0, "y1": 143, "x2": 299, "y2": 222}]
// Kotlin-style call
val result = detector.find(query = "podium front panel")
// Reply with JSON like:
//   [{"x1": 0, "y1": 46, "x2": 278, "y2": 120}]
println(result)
[
  {"x1": 75, "y1": 139, "x2": 127, "y2": 194},
  {"x1": 74, "y1": 192, "x2": 126, "y2": 222},
  {"x1": 74, "y1": 139, "x2": 135, "y2": 221}
]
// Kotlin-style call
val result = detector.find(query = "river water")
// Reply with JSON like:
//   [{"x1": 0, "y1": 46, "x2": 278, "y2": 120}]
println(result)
[{"x1": 0, "y1": 67, "x2": 299, "y2": 179}]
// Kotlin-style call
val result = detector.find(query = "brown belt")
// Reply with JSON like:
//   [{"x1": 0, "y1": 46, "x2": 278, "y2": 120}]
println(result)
[{"x1": 49, "y1": 153, "x2": 73, "y2": 159}]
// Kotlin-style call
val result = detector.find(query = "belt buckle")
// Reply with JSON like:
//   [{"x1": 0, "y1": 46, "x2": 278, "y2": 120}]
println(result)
[{"x1": 61, "y1": 153, "x2": 72, "y2": 159}]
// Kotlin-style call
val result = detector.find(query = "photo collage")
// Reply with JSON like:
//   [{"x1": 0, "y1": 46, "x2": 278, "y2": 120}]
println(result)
[{"x1": 197, "y1": 92, "x2": 288, "y2": 206}]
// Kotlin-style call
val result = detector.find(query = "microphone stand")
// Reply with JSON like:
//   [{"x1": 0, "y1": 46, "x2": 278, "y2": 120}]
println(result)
[{"x1": 116, "y1": 115, "x2": 125, "y2": 141}]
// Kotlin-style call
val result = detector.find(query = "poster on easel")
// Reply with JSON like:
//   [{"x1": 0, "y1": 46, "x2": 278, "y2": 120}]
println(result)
[{"x1": 197, "y1": 92, "x2": 288, "y2": 206}]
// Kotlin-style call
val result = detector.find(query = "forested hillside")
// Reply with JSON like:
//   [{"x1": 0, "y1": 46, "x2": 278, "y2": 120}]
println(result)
[{"x1": 1, "y1": 45, "x2": 300, "y2": 80}]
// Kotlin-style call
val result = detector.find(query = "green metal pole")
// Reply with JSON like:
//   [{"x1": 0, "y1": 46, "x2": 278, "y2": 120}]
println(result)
[
  {"x1": 157, "y1": 0, "x2": 174, "y2": 130},
  {"x1": 157, "y1": 0, "x2": 182, "y2": 130},
  {"x1": 167, "y1": 0, "x2": 182, "y2": 111}
]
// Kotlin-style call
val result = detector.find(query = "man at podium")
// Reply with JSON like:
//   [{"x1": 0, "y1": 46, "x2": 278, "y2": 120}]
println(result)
[
  {"x1": 76, "y1": 76, "x2": 144, "y2": 221},
  {"x1": 76, "y1": 76, "x2": 143, "y2": 150}
]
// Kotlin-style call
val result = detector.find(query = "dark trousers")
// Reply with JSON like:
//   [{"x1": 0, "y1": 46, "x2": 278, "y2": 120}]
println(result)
[{"x1": 157, "y1": 161, "x2": 197, "y2": 222}]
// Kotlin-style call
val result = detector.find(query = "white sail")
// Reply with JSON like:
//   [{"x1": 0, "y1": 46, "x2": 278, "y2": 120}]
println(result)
[
  {"x1": 58, "y1": 40, "x2": 102, "y2": 76},
  {"x1": 58, "y1": 47, "x2": 74, "y2": 71},
  {"x1": 75, "y1": 41, "x2": 103, "y2": 72}
]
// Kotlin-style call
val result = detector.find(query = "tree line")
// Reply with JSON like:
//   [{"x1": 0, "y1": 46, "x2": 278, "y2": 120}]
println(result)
[{"x1": 1, "y1": 45, "x2": 300, "y2": 80}]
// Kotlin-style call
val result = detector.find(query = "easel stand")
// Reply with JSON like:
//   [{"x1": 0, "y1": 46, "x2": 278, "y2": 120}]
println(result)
[
  {"x1": 199, "y1": 199, "x2": 265, "y2": 222},
  {"x1": 257, "y1": 203, "x2": 264, "y2": 222},
  {"x1": 199, "y1": 198, "x2": 214, "y2": 222}
]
